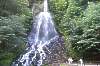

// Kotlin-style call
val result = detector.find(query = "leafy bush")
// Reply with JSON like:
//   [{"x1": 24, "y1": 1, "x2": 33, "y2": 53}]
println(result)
[
  {"x1": 0, "y1": 15, "x2": 29, "y2": 66},
  {"x1": 70, "y1": 2, "x2": 100, "y2": 58},
  {"x1": 49, "y1": 0, "x2": 100, "y2": 59},
  {"x1": 0, "y1": 0, "x2": 32, "y2": 65},
  {"x1": 49, "y1": 0, "x2": 84, "y2": 58}
]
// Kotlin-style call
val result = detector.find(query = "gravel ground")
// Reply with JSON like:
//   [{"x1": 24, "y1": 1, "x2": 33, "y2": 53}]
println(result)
[
  {"x1": 69, "y1": 63, "x2": 100, "y2": 66},
  {"x1": 49, "y1": 63, "x2": 100, "y2": 66}
]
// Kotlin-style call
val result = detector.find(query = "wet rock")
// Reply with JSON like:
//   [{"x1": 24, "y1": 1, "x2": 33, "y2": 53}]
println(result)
[{"x1": 44, "y1": 36, "x2": 67, "y2": 64}]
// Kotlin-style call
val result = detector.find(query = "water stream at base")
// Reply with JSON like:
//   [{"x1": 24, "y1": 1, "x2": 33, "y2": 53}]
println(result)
[{"x1": 12, "y1": 0, "x2": 60, "y2": 66}]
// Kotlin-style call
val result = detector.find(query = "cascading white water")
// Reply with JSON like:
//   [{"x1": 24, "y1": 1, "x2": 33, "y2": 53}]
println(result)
[
  {"x1": 12, "y1": 0, "x2": 59, "y2": 66},
  {"x1": 44, "y1": 0, "x2": 48, "y2": 12}
]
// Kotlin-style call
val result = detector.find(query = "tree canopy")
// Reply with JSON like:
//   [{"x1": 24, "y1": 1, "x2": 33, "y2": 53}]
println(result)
[
  {"x1": 0, "y1": 0, "x2": 32, "y2": 66},
  {"x1": 49, "y1": 0, "x2": 100, "y2": 60}
]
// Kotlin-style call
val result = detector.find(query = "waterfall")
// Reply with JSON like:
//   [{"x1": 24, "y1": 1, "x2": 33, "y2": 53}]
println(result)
[
  {"x1": 12, "y1": 0, "x2": 60, "y2": 66},
  {"x1": 44, "y1": 0, "x2": 48, "y2": 12}
]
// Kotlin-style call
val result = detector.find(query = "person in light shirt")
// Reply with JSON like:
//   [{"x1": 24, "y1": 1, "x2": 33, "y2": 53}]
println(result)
[
  {"x1": 79, "y1": 59, "x2": 83, "y2": 66},
  {"x1": 68, "y1": 57, "x2": 73, "y2": 64}
]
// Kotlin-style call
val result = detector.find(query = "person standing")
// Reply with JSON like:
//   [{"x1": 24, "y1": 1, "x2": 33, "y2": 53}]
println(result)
[{"x1": 68, "y1": 57, "x2": 73, "y2": 64}]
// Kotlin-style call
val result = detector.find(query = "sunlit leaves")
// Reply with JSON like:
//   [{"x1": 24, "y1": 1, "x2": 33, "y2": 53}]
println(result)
[
  {"x1": 0, "y1": 0, "x2": 31, "y2": 16},
  {"x1": 0, "y1": 0, "x2": 21, "y2": 16},
  {"x1": 0, "y1": 0, "x2": 32, "y2": 65},
  {"x1": 70, "y1": 2, "x2": 100, "y2": 57},
  {"x1": 0, "y1": 16, "x2": 26, "y2": 47},
  {"x1": 82, "y1": 2, "x2": 100, "y2": 28},
  {"x1": 71, "y1": 26, "x2": 100, "y2": 57},
  {"x1": 49, "y1": 0, "x2": 100, "y2": 59},
  {"x1": 0, "y1": 15, "x2": 28, "y2": 65},
  {"x1": 17, "y1": 0, "x2": 31, "y2": 15}
]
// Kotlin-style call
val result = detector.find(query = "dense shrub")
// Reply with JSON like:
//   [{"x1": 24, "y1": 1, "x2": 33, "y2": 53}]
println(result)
[
  {"x1": 0, "y1": 0, "x2": 32, "y2": 65},
  {"x1": 49, "y1": 0, "x2": 100, "y2": 60}
]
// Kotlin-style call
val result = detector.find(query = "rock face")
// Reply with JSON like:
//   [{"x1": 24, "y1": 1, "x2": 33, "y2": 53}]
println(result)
[
  {"x1": 28, "y1": 0, "x2": 43, "y2": 16},
  {"x1": 44, "y1": 36, "x2": 67, "y2": 64}
]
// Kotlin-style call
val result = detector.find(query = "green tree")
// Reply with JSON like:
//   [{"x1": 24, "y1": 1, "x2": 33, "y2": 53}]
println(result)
[
  {"x1": 0, "y1": 0, "x2": 32, "y2": 66},
  {"x1": 0, "y1": 16, "x2": 27, "y2": 66},
  {"x1": 49, "y1": 0, "x2": 84, "y2": 58},
  {"x1": 70, "y1": 2, "x2": 100, "y2": 59},
  {"x1": 49, "y1": 0, "x2": 100, "y2": 60}
]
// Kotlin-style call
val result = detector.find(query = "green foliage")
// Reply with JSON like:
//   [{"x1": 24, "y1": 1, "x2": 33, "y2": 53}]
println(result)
[
  {"x1": 70, "y1": 26, "x2": 100, "y2": 58},
  {"x1": 0, "y1": 0, "x2": 32, "y2": 65},
  {"x1": 49, "y1": 0, "x2": 68, "y2": 34},
  {"x1": 0, "y1": 0, "x2": 20, "y2": 16},
  {"x1": 0, "y1": 15, "x2": 28, "y2": 66},
  {"x1": 49, "y1": 0, "x2": 83, "y2": 37},
  {"x1": 82, "y1": 2, "x2": 100, "y2": 29},
  {"x1": 49, "y1": 0, "x2": 84, "y2": 58},
  {"x1": 49, "y1": 0, "x2": 100, "y2": 59},
  {"x1": 0, "y1": 52, "x2": 14, "y2": 66},
  {"x1": 0, "y1": 16, "x2": 26, "y2": 48},
  {"x1": 70, "y1": 2, "x2": 100, "y2": 58},
  {"x1": 0, "y1": 0, "x2": 31, "y2": 16}
]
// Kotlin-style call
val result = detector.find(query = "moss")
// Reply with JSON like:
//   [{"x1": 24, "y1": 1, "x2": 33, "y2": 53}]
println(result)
[{"x1": 0, "y1": 52, "x2": 14, "y2": 66}]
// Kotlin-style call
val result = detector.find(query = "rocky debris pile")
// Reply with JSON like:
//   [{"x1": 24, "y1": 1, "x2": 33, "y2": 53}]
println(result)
[{"x1": 44, "y1": 36, "x2": 67, "y2": 64}]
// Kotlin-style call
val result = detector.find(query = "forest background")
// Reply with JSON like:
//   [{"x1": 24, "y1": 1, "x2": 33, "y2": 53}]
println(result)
[{"x1": 0, "y1": 0, "x2": 100, "y2": 66}]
